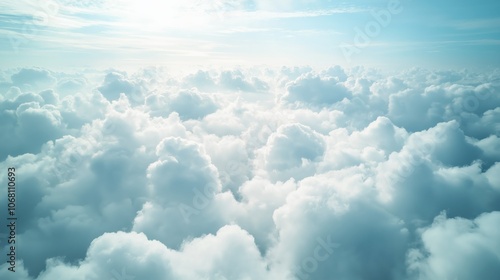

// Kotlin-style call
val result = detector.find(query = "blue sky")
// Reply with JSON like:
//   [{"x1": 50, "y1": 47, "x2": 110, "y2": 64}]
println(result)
[{"x1": 1, "y1": 0, "x2": 499, "y2": 70}]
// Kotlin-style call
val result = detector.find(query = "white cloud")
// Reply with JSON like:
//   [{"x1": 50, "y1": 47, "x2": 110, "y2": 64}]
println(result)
[
  {"x1": 0, "y1": 65, "x2": 499, "y2": 280},
  {"x1": 147, "y1": 136, "x2": 220, "y2": 205},
  {"x1": 407, "y1": 211, "x2": 500, "y2": 280},
  {"x1": 282, "y1": 73, "x2": 352, "y2": 107},
  {"x1": 10, "y1": 68, "x2": 56, "y2": 90},
  {"x1": 259, "y1": 123, "x2": 326, "y2": 181},
  {"x1": 98, "y1": 71, "x2": 145, "y2": 104},
  {"x1": 29, "y1": 225, "x2": 281, "y2": 280},
  {"x1": 167, "y1": 90, "x2": 218, "y2": 120}
]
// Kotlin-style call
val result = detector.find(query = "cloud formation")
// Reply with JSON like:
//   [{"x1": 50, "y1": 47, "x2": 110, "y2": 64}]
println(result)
[{"x1": 0, "y1": 65, "x2": 499, "y2": 280}]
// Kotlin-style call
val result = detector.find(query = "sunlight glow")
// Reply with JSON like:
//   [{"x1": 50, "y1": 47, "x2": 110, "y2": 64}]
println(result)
[{"x1": 123, "y1": 0, "x2": 215, "y2": 30}]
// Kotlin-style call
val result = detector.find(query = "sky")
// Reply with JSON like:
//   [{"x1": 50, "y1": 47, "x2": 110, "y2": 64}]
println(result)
[
  {"x1": 1, "y1": 0, "x2": 500, "y2": 70},
  {"x1": 1, "y1": 1, "x2": 500, "y2": 280}
]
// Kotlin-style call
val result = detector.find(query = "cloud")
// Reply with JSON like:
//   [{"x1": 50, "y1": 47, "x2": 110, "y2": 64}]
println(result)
[
  {"x1": 321, "y1": 65, "x2": 348, "y2": 82},
  {"x1": 10, "y1": 68, "x2": 56, "y2": 90},
  {"x1": 0, "y1": 90, "x2": 66, "y2": 160},
  {"x1": 167, "y1": 90, "x2": 218, "y2": 120},
  {"x1": 270, "y1": 165, "x2": 409, "y2": 280},
  {"x1": 147, "y1": 137, "x2": 220, "y2": 205},
  {"x1": 219, "y1": 70, "x2": 269, "y2": 92},
  {"x1": 260, "y1": 123, "x2": 326, "y2": 181},
  {"x1": 407, "y1": 211, "x2": 500, "y2": 280},
  {"x1": 98, "y1": 71, "x2": 145, "y2": 104},
  {"x1": 182, "y1": 70, "x2": 217, "y2": 92},
  {"x1": 0, "y1": 65, "x2": 499, "y2": 280},
  {"x1": 283, "y1": 73, "x2": 352, "y2": 107},
  {"x1": 28, "y1": 225, "x2": 278, "y2": 280},
  {"x1": 56, "y1": 77, "x2": 87, "y2": 95},
  {"x1": 202, "y1": 135, "x2": 251, "y2": 195}
]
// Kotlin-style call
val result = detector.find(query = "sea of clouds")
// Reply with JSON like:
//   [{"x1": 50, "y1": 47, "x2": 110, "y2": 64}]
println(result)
[{"x1": 0, "y1": 65, "x2": 499, "y2": 280}]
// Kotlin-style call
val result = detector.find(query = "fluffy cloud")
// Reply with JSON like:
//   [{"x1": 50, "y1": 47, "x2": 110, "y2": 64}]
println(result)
[
  {"x1": 167, "y1": 90, "x2": 218, "y2": 120},
  {"x1": 0, "y1": 65, "x2": 499, "y2": 280},
  {"x1": 0, "y1": 88, "x2": 66, "y2": 160},
  {"x1": 98, "y1": 71, "x2": 146, "y2": 104},
  {"x1": 182, "y1": 70, "x2": 217, "y2": 92},
  {"x1": 56, "y1": 77, "x2": 87, "y2": 95},
  {"x1": 283, "y1": 73, "x2": 352, "y2": 107},
  {"x1": 3, "y1": 225, "x2": 275, "y2": 280},
  {"x1": 147, "y1": 136, "x2": 220, "y2": 205},
  {"x1": 260, "y1": 123, "x2": 326, "y2": 181},
  {"x1": 182, "y1": 69, "x2": 269, "y2": 93},
  {"x1": 10, "y1": 68, "x2": 56, "y2": 90},
  {"x1": 219, "y1": 70, "x2": 269, "y2": 93},
  {"x1": 407, "y1": 211, "x2": 500, "y2": 280}
]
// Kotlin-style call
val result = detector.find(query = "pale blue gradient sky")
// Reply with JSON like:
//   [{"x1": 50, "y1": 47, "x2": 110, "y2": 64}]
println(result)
[{"x1": 1, "y1": 0, "x2": 499, "y2": 70}]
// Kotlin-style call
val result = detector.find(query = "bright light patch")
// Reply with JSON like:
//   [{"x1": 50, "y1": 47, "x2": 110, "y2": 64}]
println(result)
[{"x1": 122, "y1": 0, "x2": 216, "y2": 30}]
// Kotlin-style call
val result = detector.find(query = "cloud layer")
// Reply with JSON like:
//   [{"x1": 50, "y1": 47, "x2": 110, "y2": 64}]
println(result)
[{"x1": 0, "y1": 65, "x2": 499, "y2": 280}]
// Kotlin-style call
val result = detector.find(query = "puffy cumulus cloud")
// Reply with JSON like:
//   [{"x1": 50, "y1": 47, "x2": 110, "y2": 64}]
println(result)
[
  {"x1": 461, "y1": 107, "x2": 500, "y2": 139},
  {"x1": 276, "y1": 66, "x2": 314, "y2": 87},
  {"x1": 485, "y1": 162, "x2": 500, "y2": 191},
  {"x1": 131, "y1": 199, "x2": 227, "y2": 251},
  {"x1": 218, "y1": 69, "x2": 269, "y2": 93},
  {"x1": 147, "y1": 137, "x2": 220, "y2": 205},
  {"x1": 182, "y1": 70, "x2": 217, "y2": 92},
  {"x1": 0, "y1": 93, "x2": 185, "y2": 275},
  {"x1": 200, "y1": 98, "x2": 276, "y2": 140},
  {"x1": 56, "y1": 77, "x2": 87, "y2": 95},
  {"x1": 27, "y1": 225, "x2": 279, "y2": 280},
  {"x1": 202, "y1": 135, "x2": 251, "y2": 195},
  {"x1": 232, "y1": 178, "x2": 297, "y2": 250},
  {"x1": 0, "y1": 129, "x2": 149, "y2": 274},
  {"x1": 373, "y1": 121, "x2": 500, "y2": 233},
  {"x1": 270, "y1": 166, "x2": 410, "y2": 280},
  {"x1": 282, "y1": 108, "x2": 346, "y2": 134},
  {"x1": 181, "y1": 69, "x2": 270, "y2": 93},
  {"x1": 258, "y1": 123, "x2": 326, "y2": 181},
  {"x1": 309, "y1": 116, "x2": 407, "y2": 176},
  {"x1": 475, "y1": 134, "x2": 500, "y2": 162},
  {"x1": 145, "y1": 89, "x2": 218, "y2": 120},
  {"x1": 16, "y1": 102, "x2": 63, "y2": 140},
  {"x1": 350, "y1": 116, "x2": 408, "y2": 152},
  {"x1": 320, "y1": 65, "x2": 348, "y2": 82},
  {"x1": 1, "y1": 65, "x2": 500, "y2": 280},
  {"x1": 0, "y1": 261, "x2": 31, "y2": 280},
  {"x1": 282, "y1": 73, "x2": 352, "y2": 107},
  {"x1": 387, "y1": 75, "x2": 500, "y2": 133},
  {"x1": 132, "y1": 136, "x2": 227, "y2": 249},
  {"x1": 369, "y1": 76, "x2": 407, "y2": 95},
  {"x1": 387, "y1": 88, "x2": 445, "y2": 132},
  {"x1": 0, "y1": 70, "x2": 111, "y2": 160},
  {"x1": 407, "y1": 211, "x2": 500, "y2": 280},
  {"x1": 10, "y1": 68, "x2": 56, "y2": 90},
  {"x1": 167, "y1": 90, "x2": 218, "y2": 120},
  {"x1": 97, "y1": 71, "x2": 147, "y2": 104},
  {"x1": 0, "y1": 94, "x2": 66, "y2": 160}
]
